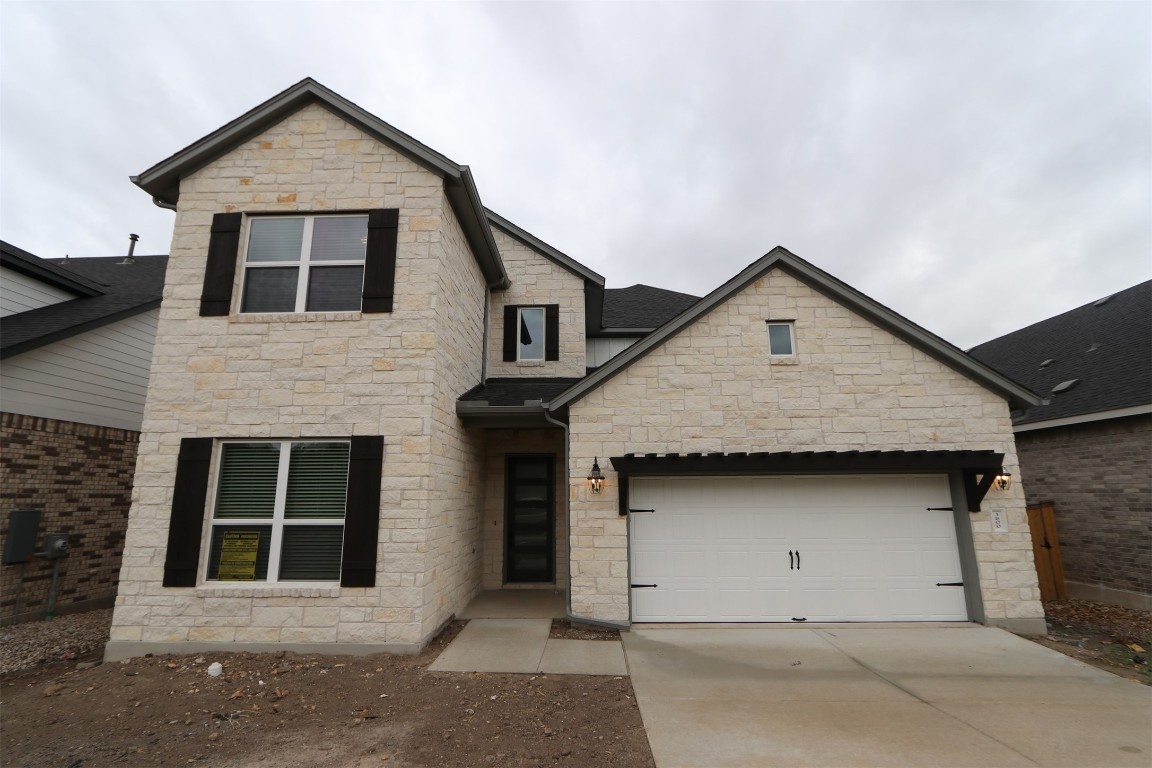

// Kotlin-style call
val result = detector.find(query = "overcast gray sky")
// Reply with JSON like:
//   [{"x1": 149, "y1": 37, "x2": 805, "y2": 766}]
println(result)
[{"x1": 1, "y1": 1, "x2": 1148, "y2": 348}]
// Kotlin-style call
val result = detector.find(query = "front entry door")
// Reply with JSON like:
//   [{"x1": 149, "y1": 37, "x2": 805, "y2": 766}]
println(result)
[{"x1": 505, "y1": 456, "x2": 555, "y2": 583}]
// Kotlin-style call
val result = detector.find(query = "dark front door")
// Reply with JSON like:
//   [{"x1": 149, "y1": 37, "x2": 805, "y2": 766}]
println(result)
[{"x1": 505, "y1": 456, "x2": 555, "y2": 583}]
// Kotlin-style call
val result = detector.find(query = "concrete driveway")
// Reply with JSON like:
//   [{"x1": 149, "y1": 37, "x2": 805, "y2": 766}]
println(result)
[{"x1": 622, "y1": 626, "x2": 1151, "y2": 768}]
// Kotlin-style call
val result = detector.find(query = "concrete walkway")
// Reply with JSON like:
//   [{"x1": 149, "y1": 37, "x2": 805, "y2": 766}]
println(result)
[
  {"x1": 428, "y1": 618, "x2": 628, "y2": 676},
  {"x1": 623, "y1": 626, "x2": 1152, "y2": 768}
]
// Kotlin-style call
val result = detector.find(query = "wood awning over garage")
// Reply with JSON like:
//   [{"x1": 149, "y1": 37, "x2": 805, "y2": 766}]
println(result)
[{"x1": 609, "y1": 449, "x2": 1006, "y2": 513}]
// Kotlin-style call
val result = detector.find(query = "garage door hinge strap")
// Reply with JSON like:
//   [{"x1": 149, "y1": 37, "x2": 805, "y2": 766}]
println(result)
[
  {"x1": 935, "y1": 582, "x2": 964, "y2": 587},
  {"x1": 628, "y1": 508, "x2": 656, "y2": 514},
  {"x1": 926, "y1": 507, "x2": 953, "y2": 511},
  {"x1": 630, "y1": 583, "x2": 658, "y2": 589}
]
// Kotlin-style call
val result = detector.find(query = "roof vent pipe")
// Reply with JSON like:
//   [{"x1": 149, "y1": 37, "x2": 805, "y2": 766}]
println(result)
[{"x1": 119, "y1": 234, "x2": 139, "y2": 265}]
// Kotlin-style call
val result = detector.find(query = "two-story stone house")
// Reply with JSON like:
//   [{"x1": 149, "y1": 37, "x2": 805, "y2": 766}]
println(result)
[{"x1": 106, "y1": 79, "x2": 1045, "y2": 660}]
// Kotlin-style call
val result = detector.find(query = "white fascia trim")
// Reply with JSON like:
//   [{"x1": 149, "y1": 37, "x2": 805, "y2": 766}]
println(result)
[{"x1": 1014, "y1": 404, "x2": 1152, "y2": 433}]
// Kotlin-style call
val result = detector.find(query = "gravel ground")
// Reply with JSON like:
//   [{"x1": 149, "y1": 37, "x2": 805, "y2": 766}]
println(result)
[{"x1": 0, "y1": 607, "x2": 112, "y2": 674}]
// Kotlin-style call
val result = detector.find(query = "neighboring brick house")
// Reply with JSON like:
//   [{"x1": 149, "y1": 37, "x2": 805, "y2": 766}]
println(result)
[
  {"x1": 106, "y1": 79, "x2": 1046, "y2": 660},
  {"x1": 0, "y1": 241, "x2": 167, "y2": 623},
  {"x1": 970, "y1": 281, "x2": 1152, "y2": 610}
]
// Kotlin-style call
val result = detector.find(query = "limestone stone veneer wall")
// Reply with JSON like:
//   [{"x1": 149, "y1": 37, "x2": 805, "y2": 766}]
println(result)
[
  {"x1": 109, "y1": 103, "x2": 487, "y2": 655},
  {"x1": 487, "y1": 228, "x2": 586, "y2": 378},
  {"x1": 565, "y1": 268, "x2": 1044, "y2": 631}
]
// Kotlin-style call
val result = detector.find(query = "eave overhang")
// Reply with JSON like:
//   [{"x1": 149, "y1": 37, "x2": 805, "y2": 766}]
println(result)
[
  {"x1": 131, "y1": 78, "x2": 509, "y2": 289},
  {"x1": 456, "y1": 400, "x2": 566, "y2": 429},
  {"x1": 1, "y1": 242, "x2": 104, "y2": 297}
]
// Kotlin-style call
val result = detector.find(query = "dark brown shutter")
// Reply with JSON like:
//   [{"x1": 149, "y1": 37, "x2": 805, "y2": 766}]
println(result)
[
  {"x1": 545, "y1": 304, "x2": 560, "y2": 361},
  {"x1": 162, "y1": 437, "x2": 213, "y2": 587},
  {"x1": 503, "y1": 305, "x2": 518, "y2": 361},
  {"x1": 199, "y1": 213, "x2": 243, "y2": 317},
  {"x1": 362, "y1": 209, "x2": 399, "y2": 313},
  {"x1": 341, "y1": 436, "x2": 383, "y2": 587}
]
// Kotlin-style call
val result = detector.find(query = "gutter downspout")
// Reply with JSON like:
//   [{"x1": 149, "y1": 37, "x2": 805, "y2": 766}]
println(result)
[
  {"x1": 542, "y1": 406, "x2": 629, "y2": 632},
  {"x1": 481, "y1": 287, "x2": 489, "y2": 384}
]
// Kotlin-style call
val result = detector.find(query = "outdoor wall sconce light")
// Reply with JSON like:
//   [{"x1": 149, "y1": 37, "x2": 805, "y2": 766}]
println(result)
[
  {"x1": 993, "y1": 472, "x2": 1012, "y2": 492},
  {"x1": 587, "y1": 458, "x2": 604, "y2": 494}
]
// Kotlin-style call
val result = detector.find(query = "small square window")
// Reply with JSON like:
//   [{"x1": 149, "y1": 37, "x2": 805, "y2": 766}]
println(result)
[
  {"x1": 518, "y1": 307, "x2": 546, "y2": 361},
  {"x1": 767, "y1": 322, "x2": 795, "y2": 356},
  {"x1": 240, "y1": 215, "x2": 367, "y2": 313}
]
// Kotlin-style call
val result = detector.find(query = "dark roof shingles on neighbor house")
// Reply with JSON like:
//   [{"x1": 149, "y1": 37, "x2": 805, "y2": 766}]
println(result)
[
  {"x1": 968, "y1": 280, "x2": 1152, "y2": 426},
  {"x1": 1, "y1": 245, "x2": 168, "y2": 359},
  {"x1": 600, "y1": 284, "x2": 699, "y2": 329}
]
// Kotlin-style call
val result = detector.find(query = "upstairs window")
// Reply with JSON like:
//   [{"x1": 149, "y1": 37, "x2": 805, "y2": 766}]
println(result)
[
  {"x1": 518, "y1": 307, "x2": 546, "y2": 361},
  {"x1": 240, "y1": 215, "x2": 368, "y2": 313},
  {"x1": 206, "y1": 441, "x2": 349, "y2": 583},
  {"x1": 767, "y1": 321, "x2": 795, "y2": 356},
  {"x1": 502, "y1": 304, "x2": 559, "y2": 362}
]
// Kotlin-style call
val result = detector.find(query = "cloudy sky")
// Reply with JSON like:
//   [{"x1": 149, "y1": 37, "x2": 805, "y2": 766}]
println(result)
[{"x1": 1, "y1": 1, "x2": 1147, "y2": 348}]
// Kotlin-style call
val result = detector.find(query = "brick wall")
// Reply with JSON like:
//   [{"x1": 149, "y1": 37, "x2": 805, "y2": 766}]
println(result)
[
  {"x1": 1016, "y1": 414, "x2": 1152, "y2": 600},
  {"x1": 0, "y1": 413, "x2": 138, "y2": 623}
]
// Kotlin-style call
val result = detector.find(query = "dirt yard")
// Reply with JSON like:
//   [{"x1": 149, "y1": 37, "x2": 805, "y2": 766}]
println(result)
[
  {"x1": 1029, "y1": 599, "x2": 1152, "y2": 685},
  {"x1": 1, "y1": 620, "x2": 654, "y2": 768}
]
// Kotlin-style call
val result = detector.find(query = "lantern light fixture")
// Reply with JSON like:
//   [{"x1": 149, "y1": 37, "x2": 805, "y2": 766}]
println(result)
[
  {"x1": 993, "y1": 472, "x2": 1012, "y2": 492},
  {"x1": 587, "y1": 458, "x2": 604, "y2": 494}
]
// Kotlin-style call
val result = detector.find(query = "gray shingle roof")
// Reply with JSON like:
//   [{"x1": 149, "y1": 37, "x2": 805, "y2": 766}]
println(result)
[
  {"x1": 968, "y1": 280, "x2": 1152, "y2": 425},
  {"x1": 458, "y1": 378, "x2": 584, "y2": 406},
  {"x1": 600, "y1": 284, "x2": 699, "y2": 329},
  {"x1": 1, "y1": 250, "x2": 168, "y2": 359}
]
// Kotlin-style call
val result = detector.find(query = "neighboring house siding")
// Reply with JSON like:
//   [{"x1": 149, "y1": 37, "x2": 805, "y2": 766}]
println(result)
[
  {"x1": 111, "y1": 103, "x2": 477, "y2": 650},
  {"x1": 586, "y1": 337, "x2": 640, "y2": 368},
  {"x1": 0, "y1": 413, "x2": 137, "y2": 623},
  {"x1": 0, "y1": 266, "x2": 76, "y2": 316},
  {"x1": 1016, "y1": 414, "x2": 1152, "y2": 606},
  {"x1": 566, "y1": 268, "x2": 1040, "y2": 626},
  {"x1": 0, "y1": 310, "x2": 159, "y2": 431},
  {"x1": 488, "y1": 228, "x2": 586, "y2": 377}
]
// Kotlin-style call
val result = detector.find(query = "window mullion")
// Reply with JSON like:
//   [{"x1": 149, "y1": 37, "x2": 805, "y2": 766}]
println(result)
[
  {"x1": 267, "y1": 442, "x2": 292, "y2": 582},
  {"x1": 296, "y1": 218, "x2": 314, "y2": 313}
]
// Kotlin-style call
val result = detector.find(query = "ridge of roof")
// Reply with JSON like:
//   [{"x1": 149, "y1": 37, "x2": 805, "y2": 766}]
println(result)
[
  {"x1": 1, "y1": 254, "x2": 168, "y2": 359},
  {"x1": 550, "y1": 247, "x2": 1042, "y2": 411},
  {"x1": 131, "y1": 77, "x2": 509, "y2": 289},
  {"x1": 968, "y1": 279, "x2": 1151, "y2": 425},
  {"x1": 1, "y1": 240, "x2": 105, "y2": 297}
]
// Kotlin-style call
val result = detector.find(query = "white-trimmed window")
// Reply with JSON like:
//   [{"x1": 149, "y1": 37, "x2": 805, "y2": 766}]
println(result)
[
  {"x1": 767, "y1": 321, "x2": 795, "y2": 356},
  {"x1": 205, "y1": 441, "x2": 349, "y2": 583},
  {"x1": 518, "y1": 307, "x2": 546, "y2": 361},
  {"x1": 240, "y1": 215, "x2": 368, "y2": 313}
]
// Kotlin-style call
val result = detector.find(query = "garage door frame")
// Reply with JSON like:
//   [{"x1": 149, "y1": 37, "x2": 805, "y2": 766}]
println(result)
[{"x1": 611, "y1": 451, "x2": 1003, "y2": 626}]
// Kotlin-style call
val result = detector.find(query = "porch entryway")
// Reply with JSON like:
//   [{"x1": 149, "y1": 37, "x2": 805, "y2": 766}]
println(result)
[{"x1": 459, "y1": 589, "x2": 565, "y2": 619}]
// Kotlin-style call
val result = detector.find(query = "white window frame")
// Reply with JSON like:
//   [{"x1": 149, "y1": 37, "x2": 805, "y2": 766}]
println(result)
[
  {"x1": 239, "y1": 214, "x2": 367, "y2": 314},
  {"x1": 517, "y1": 306, "x2": 546, "y2": 361},
  {"x1": 767, "y1": 321, "x2": 796, "y2": 356},
  {"x1": 204, "y1": 439, "x2": 349, "y2": 585}
]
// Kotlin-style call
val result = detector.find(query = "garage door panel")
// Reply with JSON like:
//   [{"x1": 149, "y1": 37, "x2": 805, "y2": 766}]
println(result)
[{"x1": 630, "y1": 475, "x2": 968, "y2": 623}]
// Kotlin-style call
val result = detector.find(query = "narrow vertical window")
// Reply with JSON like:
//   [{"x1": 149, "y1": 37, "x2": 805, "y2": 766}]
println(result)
[
  {"x1": 767, "y1": 322, "x2": 795, "y2": 356},
  {"x1": 518, "y1": 307, "x2": 546, "y2": 361}
]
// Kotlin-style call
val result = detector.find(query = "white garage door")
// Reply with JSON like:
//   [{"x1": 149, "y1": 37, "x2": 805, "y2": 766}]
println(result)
[{"x1": 629, "y1": 475, "x2": 968, "y2": 623}]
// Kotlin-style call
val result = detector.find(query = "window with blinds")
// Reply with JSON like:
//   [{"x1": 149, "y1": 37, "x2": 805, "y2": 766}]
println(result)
[
  {"x1": 240, "y1": 215, "x2": 368, "y2": 313},
  {"x1": 205, "y1": 441, "x2": 350, "y2": 583}
]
